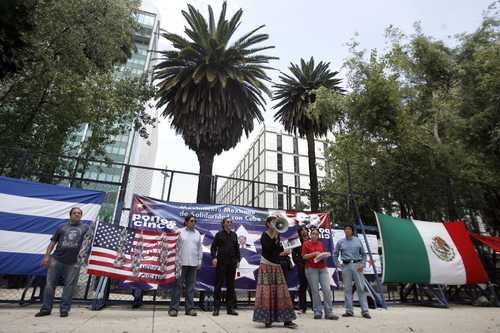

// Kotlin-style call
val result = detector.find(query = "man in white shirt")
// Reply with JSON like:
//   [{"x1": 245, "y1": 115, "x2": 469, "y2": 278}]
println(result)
[{"x1": 169, "y1": 214, "x2": 203, "y2": 317}]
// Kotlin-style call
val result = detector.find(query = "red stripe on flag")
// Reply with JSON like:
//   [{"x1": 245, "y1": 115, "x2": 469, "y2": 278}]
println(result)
[
  {"x1": 134, "y1": 238, "x2": 177, "y2": 245},
  {"x1": 88, "y1": 259, "x2": 175, "y2": 275},
  {"x1": 444, "y1": 221, "x2": 488, "y2": 284},
  {"x1": 90, "y1": 249, "x2": 176, "y2": 262},
  {"x1": 135, "y1": 230, "x2": 178, "y2": 237},
  {"x1": 87, "y1": 269, "x2": 176, "y2": 285}
]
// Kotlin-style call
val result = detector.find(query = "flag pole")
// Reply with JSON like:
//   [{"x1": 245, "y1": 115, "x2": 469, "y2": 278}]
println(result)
[{"x1": 346, "y1": 161, "x2": 387, "y2": 309}]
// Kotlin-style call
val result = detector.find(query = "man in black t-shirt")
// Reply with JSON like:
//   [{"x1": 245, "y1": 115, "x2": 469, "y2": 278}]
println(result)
[
  {"x1": 35, "y1": 207, "x2": 89, "y2": 318},
  {"x1": 210, "y1": 217, "x2": 241, "y2": 316}
]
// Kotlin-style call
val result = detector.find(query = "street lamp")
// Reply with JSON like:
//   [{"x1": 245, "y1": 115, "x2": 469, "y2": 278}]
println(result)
[{"x1": 161, "y1": 165, "x2": 170, "y2": 201}]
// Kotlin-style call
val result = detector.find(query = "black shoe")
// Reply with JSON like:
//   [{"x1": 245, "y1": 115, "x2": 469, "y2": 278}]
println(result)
[
  {"x1": 265, "y1": 322, "x2": 272, "y2": 328},
  {"x1": 284, "y1": 321, "x2": 298, "y2": 329},
  {"x1": 186, "y1": 310, "x2": 197, "y2": 316},
  {"x1": 212, "y1": 309, "x2": 219, "y2": 316},
  {"x1": 34, "y1": 311, "x2": 50, "y2": 317},
  {"x1": 227, "y1": 309, "x2": 238, "y2": 316},
  {"x1": 362, "y1": 313, "x2": 371, "y2": 319},
  {"x1": 326, "y1": 314, "x2": 339, "y2": 320},
  {"x1": 168, "y1": 309, "x2": 178, "y2": 317},
  {"x1": 342, "y1": 312, "x2": 354, "y2": 317},
  {"x1": 314, "y1": 314, "x2": 322, "y2": 320},
  {"x1": 60, "y1": 311, "x2": 68, "y2": 317}
]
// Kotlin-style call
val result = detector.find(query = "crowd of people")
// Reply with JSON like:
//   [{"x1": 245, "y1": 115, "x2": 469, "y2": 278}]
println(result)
[{"x1": 35, "y1": 209, "x2": 372, "y2": 329}]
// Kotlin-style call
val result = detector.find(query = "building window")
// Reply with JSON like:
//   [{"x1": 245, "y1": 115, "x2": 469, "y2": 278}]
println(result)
[
  {"x1": 277, "y1": 134, "x2": 282, "y2": 152},
  {"x1": 277, "y1": 173, "x2": 283, "y2": 192},
  {"x1": 277, "y1": 153, "x2": 283, "y2": 171},
  {"x1": 278, "y1": 193, "x2": 284, "y2": 209},
  {"x1": 294, "y1": 156, "x2": 299, "y2": 173}
]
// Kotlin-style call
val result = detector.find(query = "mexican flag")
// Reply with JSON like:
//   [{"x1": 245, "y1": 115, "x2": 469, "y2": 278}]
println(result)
[{"x1": 375, "y1": 213, "x2": 488, "y2": 285}]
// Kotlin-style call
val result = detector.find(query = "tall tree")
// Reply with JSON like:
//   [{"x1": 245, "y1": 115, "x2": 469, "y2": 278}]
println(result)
[
  {"x1": 322, "y1": 7, "x2": 500, "y2": 233},
  {"x1": 273, "y1": 57, "x2": 343, "y2": 210},
  {"x1": 0, "y1": 0, "x2": 155, "y2": 177},
  {"x1": 0, "y1": 0, "x2": 36, "y2": 79},
  {"x1": 154, "y1": 2, "x2": 275, "y2": 203}
]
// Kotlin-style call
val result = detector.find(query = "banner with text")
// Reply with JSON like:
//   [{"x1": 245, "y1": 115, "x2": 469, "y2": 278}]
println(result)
[{"x1": 126, "y1": 195, "x2": 338, "y2": 290}]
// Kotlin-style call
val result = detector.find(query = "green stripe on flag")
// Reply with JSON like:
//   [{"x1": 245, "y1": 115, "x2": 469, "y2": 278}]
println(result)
[{"x1": 376, "y1": 213, "x2": 430, "y2": 284}]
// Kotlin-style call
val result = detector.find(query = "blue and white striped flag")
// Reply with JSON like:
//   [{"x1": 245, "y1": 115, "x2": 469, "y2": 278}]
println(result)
[{"x1": 0, "y1": 176, "x2": 105, "y2": 275}]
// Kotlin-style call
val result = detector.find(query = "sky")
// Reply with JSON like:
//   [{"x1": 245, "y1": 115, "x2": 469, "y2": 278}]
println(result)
[{"x1": 143, "y1": 0, "x2": 494, "y2": 202}]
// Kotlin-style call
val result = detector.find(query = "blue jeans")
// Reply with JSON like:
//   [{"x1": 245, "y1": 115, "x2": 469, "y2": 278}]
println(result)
[
  {"x1": 40, "y1": 257, "x2": 80, "y2": 313},
  {"x1": 170, "y1": 266, "x2": 197, "y2": 312},
  {"x1": 342, "y1": 262, "x2": 369, "y2": 314},
  {"x1": 305, "y1": 267, "x2": 334, "y2": 316}
]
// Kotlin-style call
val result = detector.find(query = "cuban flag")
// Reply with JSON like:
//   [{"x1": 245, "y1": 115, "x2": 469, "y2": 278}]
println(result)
[{"x1": 0, "y1": 176, "x2": 105, "y2": 275}]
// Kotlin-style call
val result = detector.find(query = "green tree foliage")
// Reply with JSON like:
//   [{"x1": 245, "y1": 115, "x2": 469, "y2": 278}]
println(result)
[
  {"x1": 323, "y1": 6, "x2": 500, "y2": 233},
  {"x1": 273, "y1": 57, "x2": 343, "y2": 211},
  {"x1": 0, "y1": 0, "x2": 155, "y2": 177},
  {"x1": 0, "y1": 0, "x2": 36, "y2": 79},
  {"x1": 154, "y1": 2, "x2": 276, "y2": 203}
]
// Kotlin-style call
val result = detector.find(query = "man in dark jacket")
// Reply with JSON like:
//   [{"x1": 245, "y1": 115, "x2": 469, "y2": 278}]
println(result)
[{"x1": 210, "y1": 217, "x2": 241, "y2": 316}]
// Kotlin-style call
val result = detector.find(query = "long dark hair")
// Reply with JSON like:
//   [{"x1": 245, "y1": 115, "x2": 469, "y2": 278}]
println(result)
[{"x1": 297, "y1": 225, "x2": 308, "y2": 242}]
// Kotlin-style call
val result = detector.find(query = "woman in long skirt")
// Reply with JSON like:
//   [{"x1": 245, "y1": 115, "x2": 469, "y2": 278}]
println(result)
[{"x1": 253, "y1": 216, "x2": 297, "y2": 329}]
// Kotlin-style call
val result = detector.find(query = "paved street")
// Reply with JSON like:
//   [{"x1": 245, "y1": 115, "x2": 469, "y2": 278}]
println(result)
[{"x1": 0, "y1": 304, "x2": 498, "y2": 333}]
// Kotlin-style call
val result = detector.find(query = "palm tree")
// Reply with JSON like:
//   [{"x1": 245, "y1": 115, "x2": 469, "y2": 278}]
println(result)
[
  {"x1": 154, "y1": 2, "x2": 275, "y2": 203},
  {"x1": 273, "y1": 57, "x2": 343, "y2": 211}
]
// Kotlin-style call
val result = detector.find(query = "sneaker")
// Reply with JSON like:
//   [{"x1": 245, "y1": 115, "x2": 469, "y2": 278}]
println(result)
[
  {"x1": 342, "y1": 312, "x2": 354, "y2": 317},
  {"x1": 186, "y1": 310, "x2": 197, "y2": 316},
  {"x1": 325, "y1": 314, "x2": 339, "y2": 320},
  {"x1": 34, "y1": 311, "x2": 51, "y2": 317},
  {"x1": 362, "y1": 313, "x2": 371, "y2": 319},
  {"x1": 60, "y1": 311, "x2": 68, "y2": 317},
  {"x1": 168, "y1": 309, "x2": 178, "y2": 317},
  {"x1": 284, "y1": 321, "x2": 298, "y2": 329},
  {"x1": 313, "y1": 314, "x2": 322, "y2": 319}
]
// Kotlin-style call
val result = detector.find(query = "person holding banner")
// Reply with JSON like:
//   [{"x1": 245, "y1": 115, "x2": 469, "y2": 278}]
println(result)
[
  {"x1": 333, "y1": 225, "x2": 371, "y2": 319},
  {"x1": 301, "y1": 227, "x2": 338, "y2": 320},
  {"x1": 35, "y1": 207, "x2": 89, "y2": 318},
  {"x1": 169, "y1": 214, "x2": 202, "y2": 317},
  {"x1": 253, "y1": 216, "x2": 297, "y2": 329},
  {"x1": 210, "y1": 217, "x2": 241, "y2": 316}
]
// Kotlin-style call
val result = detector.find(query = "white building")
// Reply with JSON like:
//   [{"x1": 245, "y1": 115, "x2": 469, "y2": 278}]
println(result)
[{"x1": 216, "y1": 125, "x2": 332, "y2": 210}]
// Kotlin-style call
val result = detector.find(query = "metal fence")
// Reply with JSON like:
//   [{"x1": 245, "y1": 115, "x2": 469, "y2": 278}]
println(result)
[
  {"x1": 1, "y1": 147, "x2": 497, "y2": 308},
  {"x1": 0, "y1": 147, "x2": 324, "y2": 308}
]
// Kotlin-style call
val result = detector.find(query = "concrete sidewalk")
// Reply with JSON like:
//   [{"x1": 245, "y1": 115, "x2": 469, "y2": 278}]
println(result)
[{"x1": 0, "y1": 304, "x2": 498, "y2": 333}]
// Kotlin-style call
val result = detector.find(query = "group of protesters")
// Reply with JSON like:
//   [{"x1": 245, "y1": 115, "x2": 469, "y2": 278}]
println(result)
[{"x1": 35, "y1": 209, "x2": 371, "y2": 329}]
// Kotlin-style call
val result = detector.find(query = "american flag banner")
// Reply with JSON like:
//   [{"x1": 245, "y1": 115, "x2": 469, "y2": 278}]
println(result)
[{"x1": 87, "y1": 221, "x2": 178, "y2": 285}]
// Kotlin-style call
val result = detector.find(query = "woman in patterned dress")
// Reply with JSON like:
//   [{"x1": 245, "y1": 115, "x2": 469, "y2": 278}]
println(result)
[{"x1": 252, "y1": 216, "x2": 297, "y2": 329}]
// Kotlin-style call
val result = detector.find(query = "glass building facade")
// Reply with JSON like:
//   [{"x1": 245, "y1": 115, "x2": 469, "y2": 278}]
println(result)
[{"x1": 65, "y1": 7, "x2": 160, "y2": 222}]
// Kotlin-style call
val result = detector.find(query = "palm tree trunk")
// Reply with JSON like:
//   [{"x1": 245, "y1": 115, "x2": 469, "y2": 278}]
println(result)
[
  {"x1": 306, "y1": 131, "x2": 319, "y2": 211},
  {"x1": 196, "y1": 149, "x2": 215, "y2": 204}
]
